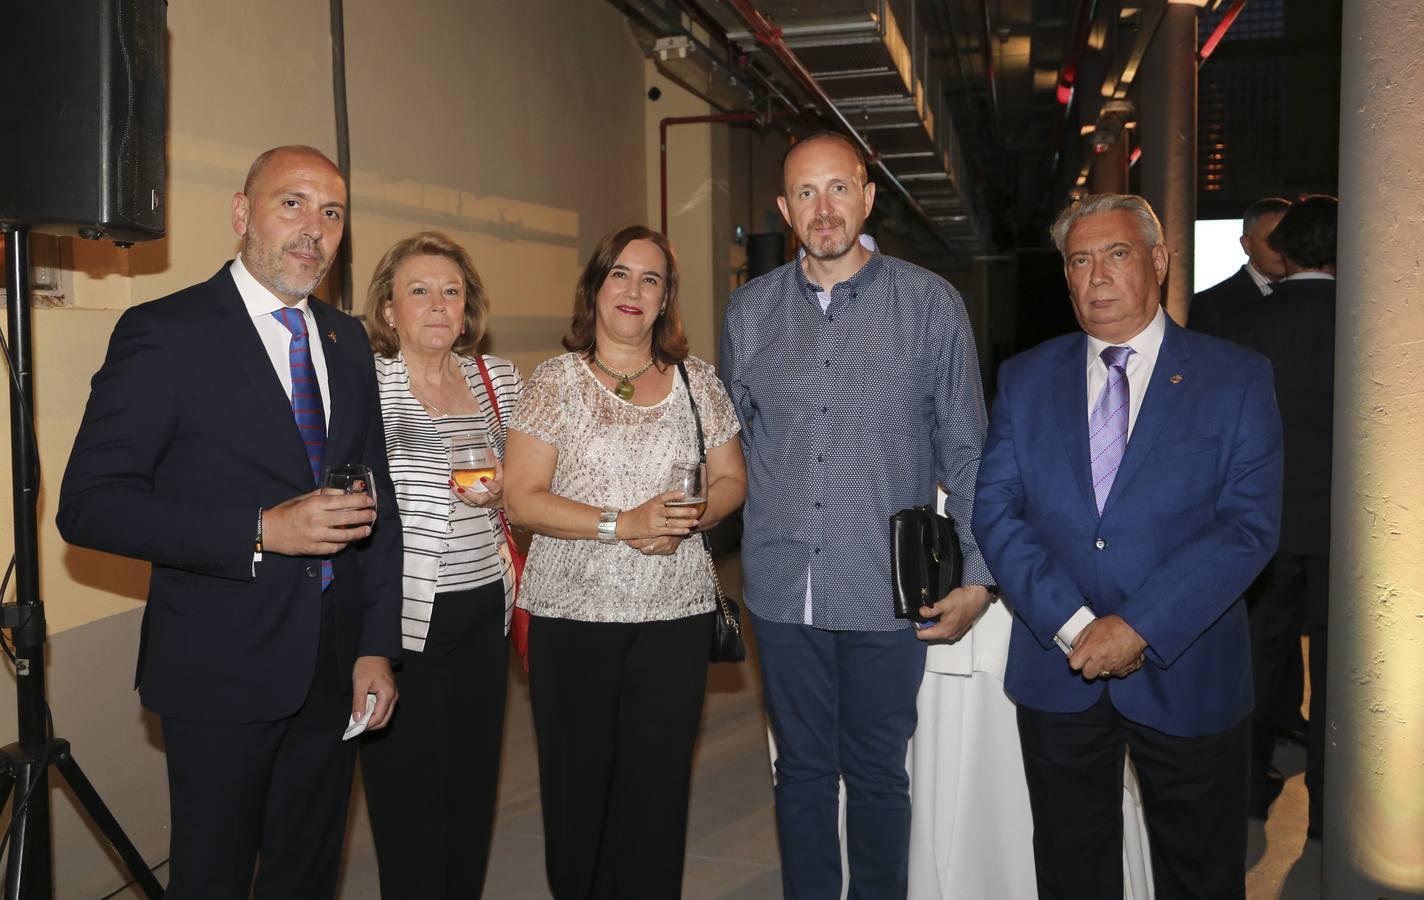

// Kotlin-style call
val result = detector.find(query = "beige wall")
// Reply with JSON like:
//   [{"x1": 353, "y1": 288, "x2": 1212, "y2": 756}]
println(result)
[
  {"x1": 0, "y1": 2, "x2": 651, "y2": 894},
  {"x1": 2, "y1": 0, "x2": 647, "y2": 642},
  {"x1": 644, "y1": 62, "x2": 726, "y2": 363},
  {"x1": 343, "y1": 0, "x2": 647, "y2": 378}
]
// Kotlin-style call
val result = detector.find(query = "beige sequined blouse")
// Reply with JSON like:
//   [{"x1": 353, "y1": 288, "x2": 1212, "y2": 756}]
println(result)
[{"x1": 509, "y1": 352, "x2": 741, "y2": 623}]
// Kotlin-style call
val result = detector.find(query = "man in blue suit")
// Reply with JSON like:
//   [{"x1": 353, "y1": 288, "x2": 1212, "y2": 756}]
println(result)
[
  {"x1": 58, "y1": 146, "x2": 402, "y2": 899},
  {"x1": 973, "y1": 194, "x2": 1282, "y2": 898}
]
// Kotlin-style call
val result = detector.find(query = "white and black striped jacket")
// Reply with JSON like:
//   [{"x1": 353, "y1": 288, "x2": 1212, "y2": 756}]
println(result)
[{"x1": 374, "y1": 353, "x2": 522, "y2": 652}]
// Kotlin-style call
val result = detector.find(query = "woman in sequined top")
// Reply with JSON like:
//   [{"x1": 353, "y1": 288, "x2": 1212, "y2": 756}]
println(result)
[{"x1": 504, "y1": 225, "x2": 747, "y2": 899}]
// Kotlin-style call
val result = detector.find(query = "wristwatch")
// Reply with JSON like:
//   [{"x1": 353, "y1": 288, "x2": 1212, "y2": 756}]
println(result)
[{"x1": 597, "y1": 507, "x2": 620, "y2": 544}]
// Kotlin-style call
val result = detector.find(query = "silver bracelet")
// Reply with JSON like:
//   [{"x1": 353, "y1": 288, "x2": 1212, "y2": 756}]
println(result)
[{"x1": 597, "y1": 507, "x2": 620, "y2": 544}]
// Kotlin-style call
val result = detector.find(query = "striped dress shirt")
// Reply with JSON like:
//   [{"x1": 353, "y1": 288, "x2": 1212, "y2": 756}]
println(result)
[
  {"x1": 720, "y1": 250, "x2": 992, "y2": 631},
  {"x1": 375, "y1": 353, "x2": 521, "y2": 652}
]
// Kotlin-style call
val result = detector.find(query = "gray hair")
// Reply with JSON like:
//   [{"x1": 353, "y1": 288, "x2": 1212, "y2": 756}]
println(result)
[
  {"x1": 1050, "y1": 193, "x2": 1164, "y2": 256},
  {"x1": 1242, "y1": 197, "x2": 1291, "y2": 235}
]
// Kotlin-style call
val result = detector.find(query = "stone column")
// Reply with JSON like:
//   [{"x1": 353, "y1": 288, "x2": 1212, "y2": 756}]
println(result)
[
  {"x1": 1326, "y1": 2, "x2": 1424, "y2": 896},
  {"x1": 1136, "y1": 1, "x2": 1198, "y2": 324}
]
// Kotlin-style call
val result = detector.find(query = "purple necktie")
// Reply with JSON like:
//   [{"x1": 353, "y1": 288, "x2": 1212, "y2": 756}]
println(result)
[
  {"x1": 1089, "y1": 345, "x2": 1133, "y2": 514},
  {"x1": 273, "y1": 307, "x2": 333, "y2": 590}
]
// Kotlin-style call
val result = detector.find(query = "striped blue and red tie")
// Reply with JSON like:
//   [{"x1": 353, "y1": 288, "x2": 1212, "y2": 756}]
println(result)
[{"x1": 273, "y1": 307, "x2": 334, "y2": 590}]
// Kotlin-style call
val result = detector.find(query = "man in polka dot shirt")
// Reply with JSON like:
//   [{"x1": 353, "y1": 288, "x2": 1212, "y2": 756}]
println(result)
[{"x1": 720, "y1": 132, "x2": 995, "y2": 898}]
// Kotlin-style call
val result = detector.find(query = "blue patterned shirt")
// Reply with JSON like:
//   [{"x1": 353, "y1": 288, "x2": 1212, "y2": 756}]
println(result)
[{"x1": 720, "y1": 250, "x2": 992, "y2": 631}]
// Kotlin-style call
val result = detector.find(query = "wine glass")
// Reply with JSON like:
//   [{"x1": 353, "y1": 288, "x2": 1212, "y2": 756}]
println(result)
[
  {"x1": 321, "y1": 463, "x2": 377, "y2": 516},
  {"x1": 449, "y1": 431, "x2": 498, "y2": 493},
  {"x1": 664, "y1": 461, "x2": 707, "y2": 517}
]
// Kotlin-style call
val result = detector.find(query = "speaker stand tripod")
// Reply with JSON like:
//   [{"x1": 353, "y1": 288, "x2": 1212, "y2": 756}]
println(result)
[{"x1": 0, "y1": 225, "x2": 162, "y2": 898}]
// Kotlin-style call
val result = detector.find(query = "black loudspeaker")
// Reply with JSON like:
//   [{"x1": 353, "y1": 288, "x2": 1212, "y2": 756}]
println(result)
[{"x1": 0, "y1": 0, "x2": 168, "y2": 243}]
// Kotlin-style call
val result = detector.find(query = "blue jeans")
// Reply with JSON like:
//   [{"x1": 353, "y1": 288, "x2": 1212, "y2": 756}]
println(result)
[{"x1": 752, "y1": 613, "x2": 927, "y2": 899}]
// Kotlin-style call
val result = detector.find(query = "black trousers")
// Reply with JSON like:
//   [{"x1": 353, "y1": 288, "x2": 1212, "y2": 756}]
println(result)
[
  {"x1": 529, "y1": 611, "x2": 714, "y2": 900},
  {"x1": 161, "y1": 593, "x2": 355, "y2": 900},
  {"x1": 360, "y1": 582, "x2": 509, "y2": 899},
  {"x1": 1017, "y1": 691, "x2": 1249, "y2": 900}
]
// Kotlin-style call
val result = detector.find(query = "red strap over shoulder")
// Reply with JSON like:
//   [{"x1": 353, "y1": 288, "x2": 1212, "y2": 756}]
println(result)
[{"x1": 473, "y1": 354, "x2": 530, "y2": 670}]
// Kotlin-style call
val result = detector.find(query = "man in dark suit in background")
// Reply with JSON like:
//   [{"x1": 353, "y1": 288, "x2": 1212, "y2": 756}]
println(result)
[
  {"x1": 1220, "y1": 195, "x2": 1338, "y2": 839},
  {"x1": 1189, "y1": 196, "x2": 1291, "y2": 337},
  {"x1": 974, "y1": 194, "x2": 1282, "y2": 898},
  {"x1": 58, "y1": 145, "x2": 403, "y2": 898},
  {"x1": 1190, "y1": 196, "x2": 1308, "y2": 755}
]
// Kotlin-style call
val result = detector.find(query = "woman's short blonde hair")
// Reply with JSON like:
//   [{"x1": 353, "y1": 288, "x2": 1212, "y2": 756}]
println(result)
[{"x1": 364, "y1": 231, "x2": 489, "y2": 357}]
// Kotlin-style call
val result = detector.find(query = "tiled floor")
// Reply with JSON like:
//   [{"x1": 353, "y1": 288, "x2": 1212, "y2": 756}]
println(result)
[{"x1": 118, "y1": 560, "x2": 1324, "y2": 898}]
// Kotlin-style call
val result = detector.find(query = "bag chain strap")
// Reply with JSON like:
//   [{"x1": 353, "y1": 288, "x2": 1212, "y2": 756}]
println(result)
[{"x1": 676, "y1": 362, "x2": 740, "y2": 634}]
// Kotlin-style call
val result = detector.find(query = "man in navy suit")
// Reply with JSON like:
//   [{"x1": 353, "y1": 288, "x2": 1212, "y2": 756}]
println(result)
[
  {"x1": 1188, "y1": 196, "x2": 1290, "y2": 337},
  {"x1": 973, "y1": 194, "x2": 1282, "y2": 898},
  {"x1": 1221, "y1": 195, "x2": 1337, "y2": 838},
  {"x1": 58, "y1": 146, "x2": 402, "y2": 899}
]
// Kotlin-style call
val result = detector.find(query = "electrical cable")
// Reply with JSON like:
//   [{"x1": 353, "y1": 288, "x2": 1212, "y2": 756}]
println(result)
[{"x1": 0, "y1": 300, "x2": 54, "y2": 868}]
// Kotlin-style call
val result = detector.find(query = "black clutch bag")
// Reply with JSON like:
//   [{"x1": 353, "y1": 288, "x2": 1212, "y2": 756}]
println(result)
[{"x1": 890, "y1": 505, "x2": 963, "y2": 622}]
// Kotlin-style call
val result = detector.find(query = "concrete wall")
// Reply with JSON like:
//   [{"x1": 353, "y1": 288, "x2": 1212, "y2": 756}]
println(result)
[
  {"x1": 0, "y1": 2, "x2": 652, "y2": 895},
  {"x1": 644, "y1": 63, "x2": 726, "y2": 364}
]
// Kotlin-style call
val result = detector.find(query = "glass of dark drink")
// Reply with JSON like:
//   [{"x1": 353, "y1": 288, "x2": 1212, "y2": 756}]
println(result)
[{"x1": 321, "y1": 463, "x2": 377, "y2": 516}]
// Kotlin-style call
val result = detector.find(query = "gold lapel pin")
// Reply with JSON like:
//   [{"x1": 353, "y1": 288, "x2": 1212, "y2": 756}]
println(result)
[
  {"x1": 327, "y1": 331, "x2": 337, "y2": 343},
  {"x1": 1170, "y1": 374, "x2": 1183, "y2": 384}
]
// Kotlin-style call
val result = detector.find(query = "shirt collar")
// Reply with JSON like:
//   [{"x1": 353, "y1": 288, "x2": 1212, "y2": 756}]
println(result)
[
  {"x1": 1084, "y1": 304, "x2": 1167, "y2": 364},
  {"x1": 796, "y1": 233, "x2": 883, "y2": 297},
  {"x1": 231, "y1": 254, "x2": 313, "y2": 321},
  {"x1": 1244, "y1": 262, "x2": 1275, "y2": 294},
  {"x1": 1282, "y1": 271, "x2": 1335, "y2": 282}
]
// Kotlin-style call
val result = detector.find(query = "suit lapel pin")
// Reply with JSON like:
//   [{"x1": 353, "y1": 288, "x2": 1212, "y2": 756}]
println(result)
[
  {"x1": 327, "y1": 330, "x2": 337, "y2": 343},
  {"x1": 1170, "y1": 374, "x2": 1184, "y2": 384}
]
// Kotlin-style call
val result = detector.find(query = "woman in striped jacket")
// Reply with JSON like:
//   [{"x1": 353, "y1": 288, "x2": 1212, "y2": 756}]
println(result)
[{"x1": 358, "y1": 231, "x2": 521, "y2": 898}]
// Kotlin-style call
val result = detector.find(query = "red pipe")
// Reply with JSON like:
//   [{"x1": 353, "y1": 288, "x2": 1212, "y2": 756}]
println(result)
[
  {"x1": 1056, "y1": 0, "x2": 1099, "y2": 106},
  {"x1": 660, "y1": 113, "x2": 762, "y2": 236},
  {"x1": 1198, "y1": 0, "x2": 1246, "y2": 66},
  {"x1": 721, "y1": 0, "x2": 944, "y2": 236}
]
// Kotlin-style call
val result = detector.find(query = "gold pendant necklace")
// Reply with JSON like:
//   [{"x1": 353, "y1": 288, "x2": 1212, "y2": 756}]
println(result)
[{"x1": 591, "y1": 352, "x2": 656, "y2": 401}]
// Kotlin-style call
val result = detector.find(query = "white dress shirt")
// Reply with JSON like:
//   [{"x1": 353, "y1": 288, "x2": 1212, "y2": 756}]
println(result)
[
  {"x1": 1245, "y1": 261, "x2": 1275, "y2": 296},
  {"x1": 230, "y1": 254, "x2": 332, "y2": 430},
  {"x1": 231, "y1": 255, "x2": 334, "y2": 571},
  {"x1": 1055, "y1": 306, "x2": 1167, "y2": 653}
]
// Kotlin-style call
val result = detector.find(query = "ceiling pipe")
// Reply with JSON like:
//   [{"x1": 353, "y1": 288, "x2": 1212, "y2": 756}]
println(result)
[
  {"x1": 660, "y1": 113, "x2": 761, "y2": 236},
  {"x1": 720, "y1": 0, "x2": 959, "y2": 250},
  {"x1": 1056, "y1": 0, "x2": 1100, "y2": 106},
  {"x1": 1044, "y1": 0, "x2": 1101, "y2": 214},
  {"x1": 1197, "y1": 0, "x2": 1246, "y2": 66},
  {"x1": 979, "y1": 0, "x2": 1002, "y2": 133},
  {"x1": 661, "y1": 0, "x2": 803, "y2": 118}
]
